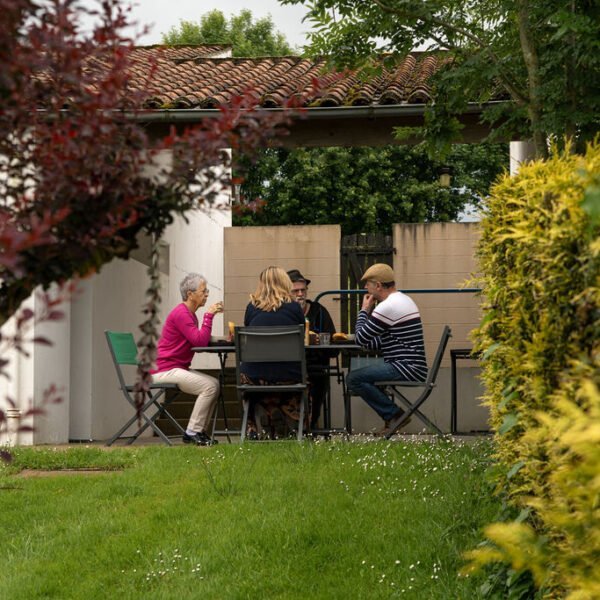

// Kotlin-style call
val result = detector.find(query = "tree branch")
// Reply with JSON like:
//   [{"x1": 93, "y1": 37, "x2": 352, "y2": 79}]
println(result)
[{"x1": 372, "y1": 0, "x2": 530, "y2": 107}]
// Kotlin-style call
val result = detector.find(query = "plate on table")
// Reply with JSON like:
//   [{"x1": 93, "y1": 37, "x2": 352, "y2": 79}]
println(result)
[
  {"x1": 332, "y1": 334, "x2": 356, "y2": 345},
  {"x1": 208, "y1": 338, "x2": 235, "y2": 347}
]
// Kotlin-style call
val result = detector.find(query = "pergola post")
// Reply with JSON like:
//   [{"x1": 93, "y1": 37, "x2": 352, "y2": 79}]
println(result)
[{"x1": 510, "y1": 140, "x2": 536, "y2": 175}]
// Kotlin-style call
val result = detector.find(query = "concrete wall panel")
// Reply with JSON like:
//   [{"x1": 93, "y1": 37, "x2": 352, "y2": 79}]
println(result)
[{"x1": 224, "y1": 225, "x2": 342, "y2": 331}]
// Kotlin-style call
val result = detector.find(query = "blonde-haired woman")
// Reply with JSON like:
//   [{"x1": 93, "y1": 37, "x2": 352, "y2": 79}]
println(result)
[{"x1": 241, "y1": 266, "x2": 305, "y2": 439}]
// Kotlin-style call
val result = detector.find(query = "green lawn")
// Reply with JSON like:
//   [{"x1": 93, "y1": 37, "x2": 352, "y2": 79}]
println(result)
[{"x1": 0, "y1": 438, "x2": 496, "y2": 599}]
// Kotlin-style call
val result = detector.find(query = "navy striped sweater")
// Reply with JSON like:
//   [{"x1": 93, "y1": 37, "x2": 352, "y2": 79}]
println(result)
[{"x1": 355, "y1": 291, "x2": 428, "y2": 382}]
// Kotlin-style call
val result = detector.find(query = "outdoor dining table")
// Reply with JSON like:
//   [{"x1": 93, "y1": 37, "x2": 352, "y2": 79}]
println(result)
[{"x1": 192, "y1": 341, "x2": 363, "y2": 441}]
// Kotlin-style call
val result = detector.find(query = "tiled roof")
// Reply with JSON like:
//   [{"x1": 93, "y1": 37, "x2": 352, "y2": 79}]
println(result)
[
  {"x1": 123, "y1": 48, "x2": 450, "y2": 110},
  {"x1": 130, "y1": 44, "x2": 232, "y2": 63}
]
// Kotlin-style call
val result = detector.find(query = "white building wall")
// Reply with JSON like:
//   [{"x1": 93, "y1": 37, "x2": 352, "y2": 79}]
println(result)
[
  {"x1": 68, "y1": 181, "x2": 231, "y2": 440},
  {"x1": 33, "y1": 299, "x2": 71, "y2": 444},
  {"x1": 2, "y1": 148, "x2": 231, "y2": 445},
  {"x1": 0, "y1": 290, "x2": 71, "y2": 445},
  {"x1": 69, "y1": 258, "x2": 163, "y2": 441},
  {"x1": 164, "y1": 208, "x2": 230, "y2": 373}
]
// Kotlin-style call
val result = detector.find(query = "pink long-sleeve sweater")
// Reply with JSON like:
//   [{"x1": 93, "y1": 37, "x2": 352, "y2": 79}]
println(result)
[{"x1": 152, "y1": 303, "x2": 214, "y2": 373}]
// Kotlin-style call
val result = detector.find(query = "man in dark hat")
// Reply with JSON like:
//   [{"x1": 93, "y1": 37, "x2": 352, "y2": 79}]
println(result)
[
  {"x1": 287, "y1": 268, "x2": 337, "y2": 431},
  {"x1": 347, "y1": 263, "x2": 428, "y2": 436}
]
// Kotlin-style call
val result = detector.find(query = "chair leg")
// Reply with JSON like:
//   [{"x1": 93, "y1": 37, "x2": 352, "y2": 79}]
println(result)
[
  {"x1": 107, "y1": 389, "x2": 184, "y2": 447},
  {"x1": 161, "y1": 406, "x2": 187, "y2": 436},
  {"x1": 384, "y1": 387, "x2": 443, "y2": 436},
  {"x1": 342, "y1": 387, "x2": 353, "y2": 435},
  {"x1": 105, "y1": 391, "x2": 163, "y2": 446},
  {"x1": 240, "y1": 398, "x2": 249, "y2": 443},
  {"x1": 211, "y1": 378, "x2": 232, "y2": 444},
  {"x1": 132, "y1": 389, "x2": 177, "y2": 443},
  {"x1": 127, "y1": 408, "x2": 173, "y2": 445},
  {"x1": 106, "y1": 412, "x2": 139, "y2": 446},
  {"x1": 297, "y1": 393, "x2": 306, "y2": 442}
]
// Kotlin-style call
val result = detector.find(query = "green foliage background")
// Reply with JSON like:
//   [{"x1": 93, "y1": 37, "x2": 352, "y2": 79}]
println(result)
[
  {"x1": 468, "y1": 142, "x2": 600, "y2": 598},
  {"x1": 235, "y1": 143, "x2": 508, "y2": 234},
  {"x1": 162, "y1": 9, "x2": 294, "y2": 56},
  {"x1": 282, "y1": 0, "x2": 600, "y2": 157}
]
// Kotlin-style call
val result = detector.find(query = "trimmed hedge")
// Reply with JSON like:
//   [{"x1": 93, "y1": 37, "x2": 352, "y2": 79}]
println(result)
[{"x1": 466, "y1": 143, "x2": 600, "y2": 598}]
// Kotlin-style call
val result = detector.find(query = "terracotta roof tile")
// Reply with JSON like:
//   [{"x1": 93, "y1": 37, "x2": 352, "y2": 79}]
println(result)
[
  {"x1": 379, "y1": 55, "x2": 417, "y2": 104},
  {"x1": 113, "y1": 48, "x2": 453, "y2": 109},
  {"x1": 405, "y1": 55, "x2": 440, "y2": 104},
  {"x1": 79, "y1": 47, "x2": 489, "y2": 110}
]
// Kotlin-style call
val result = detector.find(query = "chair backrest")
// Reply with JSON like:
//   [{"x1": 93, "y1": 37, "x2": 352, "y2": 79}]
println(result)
[
  {"x1": 235, "y1": 325, "x2": 307, "y2": 382},
  {"x1": 425, "y1": 325, "x2": 452, "y2": 386},
  {"x1": 105, "y1": 331, "x2": 138, "y2": 364},
  {"x1": 105, "y1": 330, "x2": 138, "y2": 390}
]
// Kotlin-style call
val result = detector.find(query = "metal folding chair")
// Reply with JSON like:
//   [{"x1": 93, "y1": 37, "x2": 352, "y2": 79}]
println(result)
[
  {"x1": 234, "y1": 325, "x2": 308, "y2": 442},
  {"x1": 343, "y1": 355, "x2": 385, "y2": 433},
  {"x1": 104, "y1": 330, "x2": 186, "y2": 446},
  {"x1": 375, "y1": 325, "x2": 452, "y2": 437}
]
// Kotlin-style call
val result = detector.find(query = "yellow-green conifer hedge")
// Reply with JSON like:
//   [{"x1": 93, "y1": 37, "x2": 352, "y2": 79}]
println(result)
[{"x1": 467, "y1": 142, "x2": 600, "y2": 598}]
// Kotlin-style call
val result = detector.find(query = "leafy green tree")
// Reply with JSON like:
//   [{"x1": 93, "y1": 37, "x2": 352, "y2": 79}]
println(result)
[
  {"x1": 282, "y1": 0, "x2": 600, "y2": 158},
  {"x1": 162, "y1": 9, "x2": 295, "y2": 56},
  {"x1": 234, "y1": 144, "x2": 508, "y2": 234},
  {"x1": 165, "y1": 9, "x2": 507, "y2": 232}
]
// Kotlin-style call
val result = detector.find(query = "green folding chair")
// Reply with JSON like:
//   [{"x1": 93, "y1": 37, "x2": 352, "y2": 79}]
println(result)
[{"x1": 105, "y1": 330, "x2": 186, "y2": 446}]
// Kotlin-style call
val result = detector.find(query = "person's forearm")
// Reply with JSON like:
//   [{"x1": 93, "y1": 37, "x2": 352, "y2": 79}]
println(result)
[
  {"x1": 355, "y1": 311, "x2": 382, "y2": 350},
  {"x1": 180, "y1": 312, "x2": 214, "y2": 347},
  {"x1": 194, "y1": 312, "x2": 214, "y2": 347}
]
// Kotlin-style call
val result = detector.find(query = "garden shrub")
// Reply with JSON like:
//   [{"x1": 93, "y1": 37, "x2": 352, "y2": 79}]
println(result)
[{"x1": 466, "y1": 142, "x2": 600, "y2": 598}]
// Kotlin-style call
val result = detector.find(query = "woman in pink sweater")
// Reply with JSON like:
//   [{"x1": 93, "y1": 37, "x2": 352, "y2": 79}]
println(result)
[{"x1": 151, "y1": 273, "x2": 223, "y2": 446}]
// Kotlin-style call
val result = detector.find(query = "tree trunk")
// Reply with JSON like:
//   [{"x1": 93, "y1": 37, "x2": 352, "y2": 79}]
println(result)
[
  {"x1": 516, "y1": 0, "x2": 548, "y2": 159},
  {"x1": 566, "y1": 0, "x2": 581, "y2": 153}
]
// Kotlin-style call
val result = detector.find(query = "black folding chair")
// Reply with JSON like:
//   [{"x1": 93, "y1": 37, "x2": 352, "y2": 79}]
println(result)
[
  {"x1": 234, "y1": 325, "x2": 308, "y2": 442},
  {"x1": 375, "y1": 325, "x2": 452, "y2": 438},
  {"x1": 104, "y1": 330, "x2": 186, "y2": 446}
]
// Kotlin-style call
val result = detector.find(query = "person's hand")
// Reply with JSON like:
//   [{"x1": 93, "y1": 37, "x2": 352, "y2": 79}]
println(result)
[
  {"x1": 207, "y1": 301, "x2": 224, "y2": 314},
  {"x1": 362, "y1": 293, "x2": 376, "y2": 313}
]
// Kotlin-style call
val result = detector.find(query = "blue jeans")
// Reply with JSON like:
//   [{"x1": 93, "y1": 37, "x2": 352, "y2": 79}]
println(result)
[{"x1": 346, "y1": 361, "x2": 403, "y2": 421}]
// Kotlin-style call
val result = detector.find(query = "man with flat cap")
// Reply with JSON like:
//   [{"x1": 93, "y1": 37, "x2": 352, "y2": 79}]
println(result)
[
  {"x1": 347, "y1": 263, "x2": 428, "y2": 436},
  {"x1": 287, "y1": 269, "x2": 337, "y2": 430}
]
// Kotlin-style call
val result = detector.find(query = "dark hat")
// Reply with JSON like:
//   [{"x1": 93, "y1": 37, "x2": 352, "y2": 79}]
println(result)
[
  {"x1": 287, "y1": 269, "x2": 311, "y2": 286},
  {"x1": 361, "y1": 263, "x2": 395, "y2": 283}
]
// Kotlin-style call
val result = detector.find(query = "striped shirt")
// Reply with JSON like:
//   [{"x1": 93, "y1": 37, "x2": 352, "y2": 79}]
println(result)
[{"x1": 355, "y1": 291, "x2": 428, "y2": 381}]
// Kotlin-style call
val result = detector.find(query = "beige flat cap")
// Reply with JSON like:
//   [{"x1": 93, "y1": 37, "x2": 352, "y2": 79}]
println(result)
[{"x1": 361, "y1": 263, "x2": 395, "y2": 283}]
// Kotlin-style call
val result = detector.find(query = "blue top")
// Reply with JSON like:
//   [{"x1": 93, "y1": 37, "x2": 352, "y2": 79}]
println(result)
[{"x1": 241, "y1": 301, "x2": 305, "y2": 381}]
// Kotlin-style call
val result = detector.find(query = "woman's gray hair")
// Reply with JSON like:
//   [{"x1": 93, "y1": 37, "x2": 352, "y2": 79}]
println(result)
[{"x1": 180, "y1": 272, "x2": 206, "y2": 301}]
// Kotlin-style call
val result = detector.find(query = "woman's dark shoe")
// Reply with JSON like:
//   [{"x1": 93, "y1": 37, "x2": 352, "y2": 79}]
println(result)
[
  {"x1": 246, "y1": 429, "x2": 259, "y2": 441},
  {"x1": 182, "y1": 431, "x2": 218, "y2": 446}
]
